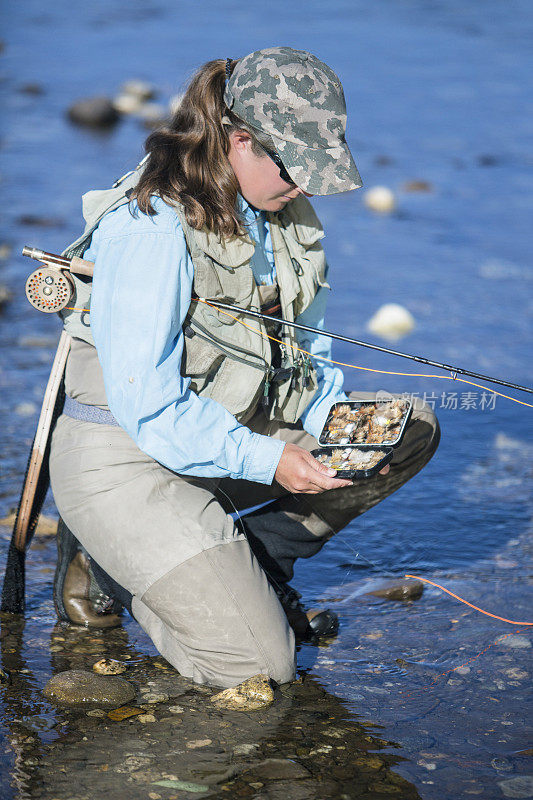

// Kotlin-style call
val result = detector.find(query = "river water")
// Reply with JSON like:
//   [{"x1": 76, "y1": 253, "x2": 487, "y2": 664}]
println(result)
[{"x1": 1, "y1": 1, "x2": 532, "y2": 798}]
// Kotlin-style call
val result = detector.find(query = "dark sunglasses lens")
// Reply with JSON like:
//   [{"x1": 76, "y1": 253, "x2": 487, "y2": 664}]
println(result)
[{"x1": 269, "y1": 151, "x2": 294, "y2": 184}]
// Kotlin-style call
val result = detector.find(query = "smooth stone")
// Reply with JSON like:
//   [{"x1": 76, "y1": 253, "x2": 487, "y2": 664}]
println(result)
[
  {"x1": 17, "y1": 214, "x2": 65, "y2": 228},
  {"x1": 186, "y1": 739, "x2": 212, "y2": 749},
  {"x1": 363, "y1": 578, "x2": 424, "y2": 601},
  {"x1": 15, "y1": 402, "x2": 38, "y2": 417},
  {"x1": 113, "y1": 93, "x2": 144, "y2": 115},
  {"x1": 245, "y1": 758, "x2": 310, "y2": 780},
  {"x1": 0, "y1": 284, "x2": 12, "y2": 311},
  {"x1": 211, "y1": 674, "x2": 274, "y2": 711},
  {"x1": 402, "y1": 180, "x2": 433, "y2": 192},
  {"x1": 120, "y1": 79, "x2": 156, "y2": 100},
  {"x1": 43, "y1": 669, "x2": 135, "y2": 706},
  {"x1": 137, "y1": 714, "x2": 157, "y2": 723},
  {"x1": 233, "y1": 743, "x2": 260, "y2": 755},
  {"x1": 92, "y1": 659, "x2": 126, "y2": 675},
  {"x1": 67, "y1": 97, "x2": 120, "y2": 128},
  {"x1": 501, "y1": 636, "x2": 531, "y2": 649},
  {"x1": 497, "y1": 776, "x2": 533, "y2": 798},
  {"x1": 364, "y1": 185, "x2": 396, "y2": 213},
  {"x1": 168, "y1": 705, "x2": 185, "y2": 714},
  {"x1": 367, "y1": 303, "x2": 416, "y2": 340},
  {"x1": 141, "y1": 692, "x2": 169, "y2": 703}
]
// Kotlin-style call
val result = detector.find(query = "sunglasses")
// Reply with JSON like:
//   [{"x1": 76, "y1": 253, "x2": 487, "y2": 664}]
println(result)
[{"x1": 265, "y1": 148, "x2": 295, "y2": 185}]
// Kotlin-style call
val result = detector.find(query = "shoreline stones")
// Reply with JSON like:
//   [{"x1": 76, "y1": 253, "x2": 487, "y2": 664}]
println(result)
[
  {"x1": 364, "y1": 185, "x2": 396, "y2": 213},
  {"x1": 211, "y1": 674, "x2": 274, "y2": 711},
  {"x1": 367, "y1": 303, "x2": 416, "y2": 340},
  {"x1": 364, "y1": 577, "x2": 425, "y2": 601},
  {"x1": 67, "y1": 97, "x2": 120, "y2": 129},
  {"x1": 92, "y1": 658, "x2": 127, "y2": 675},
  {"x1": 43, "y1": 669, "x2": 135, "y2": 706}
]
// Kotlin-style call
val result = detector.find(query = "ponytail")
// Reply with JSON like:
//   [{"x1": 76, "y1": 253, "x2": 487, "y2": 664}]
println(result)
[{"x1": 132, "y1": 58, "x2": 271, "y2": 238}]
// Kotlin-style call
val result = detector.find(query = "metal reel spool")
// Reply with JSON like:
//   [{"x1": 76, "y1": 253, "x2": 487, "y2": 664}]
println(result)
[{"x1": 25, "y1": 266, "x2": 74, "y2": 313}]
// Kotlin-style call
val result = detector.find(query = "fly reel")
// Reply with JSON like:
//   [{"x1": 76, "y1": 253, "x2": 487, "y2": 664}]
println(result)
[
  {"x1": 25, "y1": 266, "x2": 74, "y2": 313},
  {"x1": 23, "y1": 246, "x2": 94, "y2": 314}
]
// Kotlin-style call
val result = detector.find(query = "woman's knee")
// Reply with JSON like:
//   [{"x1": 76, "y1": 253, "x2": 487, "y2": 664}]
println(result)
[{"x1": 138, "y1": 542, "x2": 297, "y2": 688}]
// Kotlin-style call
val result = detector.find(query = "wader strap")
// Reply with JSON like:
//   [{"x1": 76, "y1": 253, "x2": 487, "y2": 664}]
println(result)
[{"x1": 63, "y1": 396, "x2": 119, "y2": 426}]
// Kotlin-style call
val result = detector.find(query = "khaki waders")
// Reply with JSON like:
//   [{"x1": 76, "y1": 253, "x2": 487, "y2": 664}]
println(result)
[{"x1": 50, "y1": 340, "x2": 440, "y2": 689}]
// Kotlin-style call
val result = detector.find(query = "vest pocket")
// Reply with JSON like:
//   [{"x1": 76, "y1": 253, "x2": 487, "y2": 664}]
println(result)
[{"x1": 181, "y1": 334, "x2": 225, "y2": 386}]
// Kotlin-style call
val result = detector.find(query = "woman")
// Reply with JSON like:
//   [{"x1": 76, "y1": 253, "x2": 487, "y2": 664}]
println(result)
[{"x1": 50, "y1": 47, "x2": 440, "y2": 688}]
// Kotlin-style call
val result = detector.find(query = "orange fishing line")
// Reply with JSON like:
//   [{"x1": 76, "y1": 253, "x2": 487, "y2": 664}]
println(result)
[
  {"x1": 405, "y1": 574, "x2": 533, "y2": 625},
  {"x1": 198, "y1": 299, "x2": 533, "y2": 409},
  {"x1": 398, "y1": 627, "x2": 529, "y2": 699}
]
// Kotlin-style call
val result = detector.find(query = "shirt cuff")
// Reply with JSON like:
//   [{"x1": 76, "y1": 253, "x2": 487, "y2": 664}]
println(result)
[{"x1": 242, "y1": 433, "x2": 286, "y2": 485}]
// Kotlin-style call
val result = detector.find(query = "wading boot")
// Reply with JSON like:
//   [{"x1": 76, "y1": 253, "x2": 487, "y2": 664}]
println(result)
[
  {"x1": 53, "y1": 518, "x2": 123, "y2": 628},
  {"x1": 274, "y1": 583, "x2": 339, "y2": 641}
]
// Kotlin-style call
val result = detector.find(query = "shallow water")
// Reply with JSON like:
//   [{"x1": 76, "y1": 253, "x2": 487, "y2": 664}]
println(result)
[{"x1": 1, "y1": 1, "x2": 532, "y2": 798}]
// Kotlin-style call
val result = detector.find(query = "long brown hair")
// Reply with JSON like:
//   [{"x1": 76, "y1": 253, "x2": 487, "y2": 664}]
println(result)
[{"x1": 131, "y1": 59, "x2": 273, "y2": 238}]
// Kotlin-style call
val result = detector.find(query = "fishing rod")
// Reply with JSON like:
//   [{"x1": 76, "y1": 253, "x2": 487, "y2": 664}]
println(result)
[
  {"x1": 198, "y1": 298, "x2": 533, "y2": 396},
  {"x1": 20, "y1": 246, "x2": 532, "y2": 395}
]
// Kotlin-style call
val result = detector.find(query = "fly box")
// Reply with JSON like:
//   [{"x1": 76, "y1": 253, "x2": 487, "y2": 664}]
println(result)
[
  {"x1": 311, "y1": 445, "x2": 393, "y2": 479},
  {"x1": 312, "y1": 398, "x2": 412, "y2": 479}
]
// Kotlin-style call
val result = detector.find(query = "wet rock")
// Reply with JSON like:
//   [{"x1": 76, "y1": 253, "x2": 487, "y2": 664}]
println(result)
[
  {"x1": 19, "y1": 83, "x2": 45, "y2": 96},
  {"x1": 86, "y1": 708, "x2": 106, "y2": 717},
  {"x1": 367, "y1": 303, "x2": 415, "y2": 340},
  {"x1": 245, "y1": 758, "x2": 310, "y2": 780},
  {"x1": 0, "y1": 284, "x2": 12, "y2": 312},
  {"x1": 67, "y1": 96, "x2": 120, "y2": 129},
  {"x1": 364, "y1": 185, "x2": 396, "y2": 213},
  {"x1": 141, "y1": 691, "x2": 169, "y2": 703},
  {"x1": 137, "y1": 713, "x2": 157, "y2": 723},
  {"x1": 107, "y1": 707, "x2": 143, "y2": 721},
  {"x1": 402, "y1": 180, "x2": 433, "y2": 193},
  {"x1": 120, "y1": 79, "x2": 156, "y2": 101},
  {"x1": 497, "y1": 776, "x2": 533, "y2": 798},
  {"x1": 17, "y1": 214, "x2": 65, "y2": 227},
  {"x1": 363, "y1": 577, "x2": 424, "y2": 601},
  {"x1": 43, "y1": 669, "x2": 135, "y2": 706},
  {"x1": 211, "y1": 674, "x2": 274, "y2": 711},
  {"x1": 186, "y1": 739, "x2": 212, "y2": 749},
  {"x1": 501, "y1": 635, "x2": 531, "y2": 649},
  {"x1": 168, "y1": 705, "x2": 185, "y2": 714},
  {"x1": 153, "y1": 780, "x2": 208, "y2": 793},
  {"x1": 112, "y1": 93, "x2": 144, "y2": 115},
  {"x1": 15, "y1": 402, "x2": 38, "y2": 417},
  {"x1": 0, "y1": 243, "x2": 12, "y2": 260},
  {"x1": 233, "y1": 742, "x2": 260, "y2": 755},
  {"x1": 92, "y1": 658, "x2": 126, "y2": 675}
]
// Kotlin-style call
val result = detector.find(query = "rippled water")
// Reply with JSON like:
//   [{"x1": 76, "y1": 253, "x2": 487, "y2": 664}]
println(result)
[{"x1": 1, "y1": 1, "x2": 532, "y2": 798}]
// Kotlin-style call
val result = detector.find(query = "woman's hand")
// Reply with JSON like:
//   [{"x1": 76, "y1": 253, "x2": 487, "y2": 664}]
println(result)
[
  {"x1": 274, "y1": 443, "x2": 353, "y2": 494},
  {"x1": 274, "y1": 443, "x2": 391, "y2": 494}
]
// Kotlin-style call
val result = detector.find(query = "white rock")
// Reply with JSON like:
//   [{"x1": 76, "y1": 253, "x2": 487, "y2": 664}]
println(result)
[
  {"x1": 113, "y1": 93, "x2": 144, "y2": 115},
  {"x1": 498, "y1": 776, "x2": 533, "y2": 798},
  {"x1": 364, "y1": 185, "x2": 396, "y2": 213},
  {"x1": 367, "y1": 303, "x2": 415, "y2": 340},
  {"x1": 120, "y1": 80, "x2": 156, "y2": 101},
  {"x1": 15, "y1": 402, "x2": 38, "y2": 417}
]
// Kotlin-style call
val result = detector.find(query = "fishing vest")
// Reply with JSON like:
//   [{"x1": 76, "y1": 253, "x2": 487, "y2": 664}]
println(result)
[{"x1": 60, "y1": 163, "x2": 330, "y2": 425}]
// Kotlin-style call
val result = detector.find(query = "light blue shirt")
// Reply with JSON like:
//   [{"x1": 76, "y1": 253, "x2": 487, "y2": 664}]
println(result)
[{"x1": 87, "y1": 196, "x2": 347, "y2": 484}]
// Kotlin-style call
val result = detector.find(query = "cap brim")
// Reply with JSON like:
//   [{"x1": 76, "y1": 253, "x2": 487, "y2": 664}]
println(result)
[{"x1": 271, "y1": 137, "x2": 363, "y2": 195}]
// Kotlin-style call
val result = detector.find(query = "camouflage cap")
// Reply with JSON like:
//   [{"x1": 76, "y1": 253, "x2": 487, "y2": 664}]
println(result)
[{"x1": 224, "y1": 46, "x2": 362, "y2": 195}]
